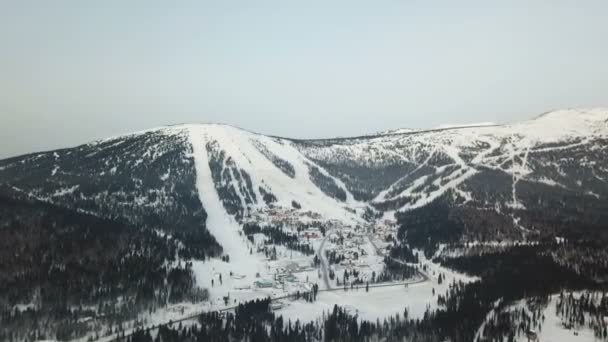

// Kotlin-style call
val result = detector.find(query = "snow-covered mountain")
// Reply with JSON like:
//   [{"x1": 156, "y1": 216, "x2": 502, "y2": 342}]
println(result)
[
  {"x1": 0, "y1": 126, "x2": 208, "y2": 235},
  {"x1": 299, "y1": 109, "x2": 608, "y2": 207},
  {"x1": 2, "y1": 108, "x2": 608, "y2": 341},
  {"x1": 1, "y1": 108, "x2": 607, "y2": 246}
]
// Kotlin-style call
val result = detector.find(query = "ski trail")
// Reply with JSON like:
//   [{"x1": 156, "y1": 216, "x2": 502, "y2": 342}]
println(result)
[
  {"x1": 449, "y1": 136, "x2": 500, "y2": 202},
  {"x1": 514, "y1": 142, "x2": 530, "y2": 209},
  {"x1": 188, "y1": 127, "x2": 255, "y2": 265},
  {"x1": 471, "y1": 136, "x2": 500, "y2": 165},
  {"x1": 374, "y1": 147, "x2": 438, "y2": 202},
  {"x1": 298, "y1": 151, "x2": 360, "y2": 205},
  {"x1": 392, "y1": 136, "x2": 499, "y2": 209},
  {"x1": 402, "y1": 168, "x2": 478, "y2": 210},
  {"x1": 508, "y1": 135, "x2": 532, "y2": 234},
  {"x1": 509, "y1": 135, "x2": 530, "y2": 210}
]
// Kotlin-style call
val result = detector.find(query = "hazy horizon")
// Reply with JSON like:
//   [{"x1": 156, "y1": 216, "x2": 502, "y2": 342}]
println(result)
[{"x1": 2, "y1": 1, "x2": 608, "y2": 158}]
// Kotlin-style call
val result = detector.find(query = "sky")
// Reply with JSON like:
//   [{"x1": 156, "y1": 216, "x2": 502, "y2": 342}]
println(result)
[{"x1": 1, "y1": 0, "x2": 608, "y2": 158}]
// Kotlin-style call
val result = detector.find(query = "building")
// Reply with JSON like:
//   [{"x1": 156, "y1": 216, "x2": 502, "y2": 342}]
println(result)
[
  {"x1": 301, "y1": 229, "x2": 321, "y2": 239},
  {"x1": 270, "y1": 302, "x2": 284, "y2": 310},
  {"x1": 255, "y1": 280, "x2": 274, "y2": 288}
]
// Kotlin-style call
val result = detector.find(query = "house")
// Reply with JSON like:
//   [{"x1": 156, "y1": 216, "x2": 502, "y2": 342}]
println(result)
[
  {"x1": 284, "y1": 261, "x2": 301, "y2": 273},
  {"x1": 301, "y1": 229, "x2": 321, "y2": 239},
  {"x1": 270, "y1": 302, "x2": 284, "y2": 310},
  {"x1": 255, "y1": 280, "x2": 274, "y2": 288}
]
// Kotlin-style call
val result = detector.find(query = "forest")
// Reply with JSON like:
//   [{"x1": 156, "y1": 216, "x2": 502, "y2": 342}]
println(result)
[
  {"x1": 0, "y1": 194, "x2": 218, "y2": 341},
  {"x1": 243, "y1": 223, "x2": 315, "y2": 256}
]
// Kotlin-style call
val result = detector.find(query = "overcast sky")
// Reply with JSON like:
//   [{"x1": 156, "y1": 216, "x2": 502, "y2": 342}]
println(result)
[{"x1": 1, "y1": 1, "x2": 608, "y2": 158}]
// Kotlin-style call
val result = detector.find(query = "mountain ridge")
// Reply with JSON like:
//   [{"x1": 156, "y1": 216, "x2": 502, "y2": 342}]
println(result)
[
  {"x1": 4, "y1": 108, "x2": 604, "y2": 162},
  {"x1": 1, "y1": 108, "x2": 607, "y2": 245}
]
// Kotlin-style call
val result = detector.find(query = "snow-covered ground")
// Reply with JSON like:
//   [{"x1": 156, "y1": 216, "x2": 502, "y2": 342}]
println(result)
[
  {"x1": 277, "y1": 252, "x2": 477, "y2": 324},
  {"x1": 277, "y1": 281, "x2": 434, "y2": 323},
  {"x1": 529, "y1": 295, "x2": 597, "y2": 342},
  {"x1": 474, "y1": 293, "x2": 604, "y2": 342}
]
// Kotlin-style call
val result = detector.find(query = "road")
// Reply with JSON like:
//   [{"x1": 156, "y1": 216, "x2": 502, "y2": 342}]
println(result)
[
  {"x1": 366, "y1": 233, "x2": 383, "y2": 256},
  {"x1": 317, "y1": 230, "x2": 333, "y2": 290}
]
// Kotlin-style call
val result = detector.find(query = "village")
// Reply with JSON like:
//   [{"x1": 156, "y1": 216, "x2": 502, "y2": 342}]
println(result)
[
  {"x1": 185, "y1": 205, "x2": 416, "y2": 322},
  {"x1": 233, "y1": 207, "x2": 402, "y2": 295}
]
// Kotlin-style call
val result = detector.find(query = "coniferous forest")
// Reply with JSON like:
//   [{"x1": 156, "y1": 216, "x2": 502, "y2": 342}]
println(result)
[{"x1": 0, "y1": 194, "x2": 218, "y2": 341}]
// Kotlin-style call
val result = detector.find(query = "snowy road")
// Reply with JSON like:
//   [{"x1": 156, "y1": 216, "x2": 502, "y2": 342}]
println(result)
[{"x1": 317, "y1": 230, "x2": 333, "y2": 290}]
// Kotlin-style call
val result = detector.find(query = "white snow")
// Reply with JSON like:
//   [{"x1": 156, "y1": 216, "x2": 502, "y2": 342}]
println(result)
[
  {"x1": 377, "y1": 127, "x2": 420, "y2": 135},
  {"x1": 188, "y1": 124, "x2": 363, "y2": 225},
  {"x1": 529, "y1": 295, "x2": 597, "y2": 342},
  {"x1": 188, "y1": 126, "x2": 263, "y2": 267},
  {"x1": 277, "y1": 249, "x2": 477, "y2": 324},
  {"x1": 301, "y1": 108, "x2": 608, "y2": 213},
  {"x1": 437, "y1": 122, "x2": 497, "y2": 129},
  {"x1": 277, "y1": 282, "x2": 434, "y2": 323},
  {"x1": 188, "y1": 125, "x2": 333, "y2": 309},
  {"x1": 477, "y1": 294, "x2": 601, "y2": 342},
  {"x1": 50, "y1": 185, "x2": 79, "y2": 197}
]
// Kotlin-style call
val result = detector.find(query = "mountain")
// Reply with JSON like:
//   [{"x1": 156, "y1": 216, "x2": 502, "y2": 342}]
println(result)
[
  {"x1": 1, "y1": 108, "x2": 608, "y2": 341},
  {"x1": 1, "y1": 108, "x2": 607, "y2": 245},
  {"x1": 296, "y1": 108, "x2": 608, "y2": 243}
]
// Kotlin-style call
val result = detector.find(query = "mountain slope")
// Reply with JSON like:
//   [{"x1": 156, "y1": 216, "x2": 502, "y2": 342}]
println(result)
[
  {"x1": 295, "y1": 109, "x2": 608, "y2": 243},
  {"x1": 296, "y1": 108, "x2": 608, "y2": 207},
  {"x1": 1, "y1": 109, "x2": 607, "y2": 247},
  {"x1": 0, "y1": 126, "x2": 210, "y2": 237},
  {"x1": 187, "y1": 124, "x2": 366, "y2": 264}
]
